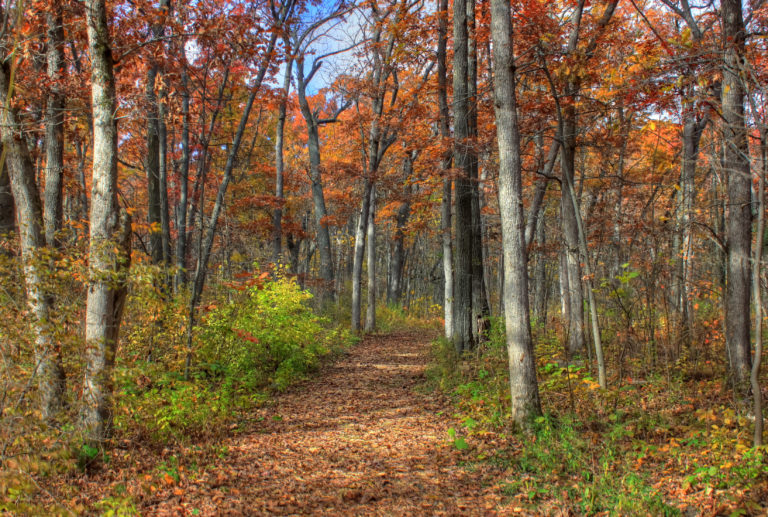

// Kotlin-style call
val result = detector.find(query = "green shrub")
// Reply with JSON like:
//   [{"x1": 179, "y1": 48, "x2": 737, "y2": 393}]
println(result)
[
  {"x1": 198, "y1": 276, "x2": 349, "y2": 391},
  {"x1": 115, "y1": 275, "x2": 356, "y2": 444}
]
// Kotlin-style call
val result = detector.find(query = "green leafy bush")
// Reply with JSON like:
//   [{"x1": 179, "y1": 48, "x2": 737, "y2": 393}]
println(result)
[
  {"x1": 115, "y1": 275, "x2": 355, "y2": 444},
  {"x1": 198, "y1": 276, "x2": 350, "y2": 391}
]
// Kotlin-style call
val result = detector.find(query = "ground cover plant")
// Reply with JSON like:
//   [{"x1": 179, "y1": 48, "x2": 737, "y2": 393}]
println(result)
[{"x1": 427, "y1": 318, "x2": 768, "y2": 515}]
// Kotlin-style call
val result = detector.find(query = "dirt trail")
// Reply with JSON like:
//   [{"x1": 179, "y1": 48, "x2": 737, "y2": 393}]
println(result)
[{"x1": 149, "y1": 331, "x2": 512, "y2": 516}]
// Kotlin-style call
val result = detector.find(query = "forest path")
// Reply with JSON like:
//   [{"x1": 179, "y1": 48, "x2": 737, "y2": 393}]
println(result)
[{"x1": 152, "y1": 330, "x2": 512, "y2": 516}]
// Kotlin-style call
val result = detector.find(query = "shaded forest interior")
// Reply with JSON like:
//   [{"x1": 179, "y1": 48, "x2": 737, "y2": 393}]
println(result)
[{"x1": 1, "y1": 0, "x2": 768, "y2": 514}]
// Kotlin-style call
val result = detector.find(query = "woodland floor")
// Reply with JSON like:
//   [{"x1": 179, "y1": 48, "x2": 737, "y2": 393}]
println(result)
[{"x1": 71, "y1": 331, "x2": 522, "y2": 516}]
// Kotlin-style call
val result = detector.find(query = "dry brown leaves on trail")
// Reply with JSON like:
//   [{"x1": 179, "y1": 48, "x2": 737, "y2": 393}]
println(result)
[{"x1": 73, "y1": 331, "x2": 521, "y2": 516}]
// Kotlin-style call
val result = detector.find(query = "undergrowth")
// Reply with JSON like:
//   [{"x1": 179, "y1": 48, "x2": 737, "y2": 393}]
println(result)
[
  {"x1": 0, "y1": 262, "x2": 356, "y2": 514},
  {"x1": 426, "y1": 317, "x2": 768, "y2": 515}
]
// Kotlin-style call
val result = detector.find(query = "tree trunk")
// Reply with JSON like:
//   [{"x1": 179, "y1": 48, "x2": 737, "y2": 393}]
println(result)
[
  {"x1": 364, "y1": 185, "x2": 376, "y2": 332},
  {"x1": 674, "y1": 104, "x2": 706, "y2": 345},
  {"x1": 437, "y1": 0, "x2": 453, "y2": 339},
  {"x1": 75, "y1": 140, "x2": 89, "y2": 226},
  {"x1": 82, "y1": 0, "x2": 132, "y2": 443},
  {"x1": 296, "y1": 60, "x2": 334, "y2": 302},
  {"x1": 467, "y1": 0, "x2": 488, "y2": 336},
  {"x1": 750, "y1": 126, "x2": 765, "y2": 446},
  {"x1": 44, "y1": 8, "x2": 65, "y2": 248},
  {"x1": 532, "y1": 209, "x2": 549, "y2": 322},
  {"x1": 145, "y1": 0, "x2": 171, "y2": 267},
  {"x1": 563, "y1": 151, "x2": 606, "y2": 387},
  {"x1": 721, "y1": 0, "x2": 752, "y2": 400},
  {"x1": 145, "y1": 63, "x2": 163, "y2": 265},
  {"x1": 490, "y1": 0, "x2": 542, "y2": 424},
  {"x1": 273, "y1": 55, "x2": 293, "y2": 266},
  {"x1": 561, "y1": 114, "x2": 586, "y2": 357},
  {"x1": 0, "y1": 159, "x2": 13, "y2": 236},
  {"x1": 453, "y1": 0, "x2": 474, "y2": 353},
  {"x1": 388, "y1": 162, "x2": 412, "y2": 306},
  {"x1": 159, "y1": 83, "x2": 171, "y2": 268},
  {"x1": 175, "y1": 69, "x2": 190, "y2": 290},
  {"x1": 0, "y1": 54, "x2": 66, "y2": 420},
  {"x1": 351, "y1": 178, "x2": 373, "y2": 333}
]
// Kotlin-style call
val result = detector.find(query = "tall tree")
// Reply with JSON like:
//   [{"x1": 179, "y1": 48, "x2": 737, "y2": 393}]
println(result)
[
  {"x1": 273, "y1": 48, "x2": 294, "y2": 266},
  {"x1": 721, "y1": 0, "x2": 752, "y2": 400},
  {"x1": 184, "y1": 2, "x2": 286, "y2": 378},
  {"x1": 291, "y1": 2, "x2": 352, "y2": 304},
  {"x1": 489, "y1": 0, "x2": 542, "y2": 424},
  {"x1": 436, "y1": 0, "x2": 453, "y2": 339},
  {"x1": 452, "y1": 0, "x2": 474, "y2": 353},
  {"x1": 81, "y1": 0, "x2": 132, "y2": 442},
  {"x1": 0, "y1": 3, "x2": 66, "y2": 420},
  {"x1": 44, "y1": 4, "x2": 65, "y2": 248},
  {"x1": 364, "y1": 185, "x2": 376, "y2": 331}
]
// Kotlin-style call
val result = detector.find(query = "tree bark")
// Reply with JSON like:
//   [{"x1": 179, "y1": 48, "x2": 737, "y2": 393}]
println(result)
[
  {"x1": 273, "y1": 54, "x2": 293, "y2": 266},
  {"x1": 387, "y1": 156, "x2": 413, "y2": 306},
  {"x1": 0, "y1": 50, "x2": 66, "y2": 420},
  {"x1": 82, "y1": 0, "x2": 132, "y2": 443},
  {"x1": 295, "y1": 59, "x2": 335, "y2": 302},
  {"x1": 452, "y1": 0, "x2": 474, "y2": 353},
  {"x1": 44, "y1": 7, "x2": 65, "y2": 248},
  {"x1": 721, "y1": 0, "x2": 752, "y2": 400},
  {"x1": 751, "y1": 125, "x2": 765, "y2": 446},
  {"x1": 437, "y1": 0, "x2": 453, "y2": 339},
  {"x1": 0, "y1": 159, "x2": 13, "y2": 236},
  {"x1": 673, "y1": 100, "x2": 707, "y2": 344},
  {"x1": 467, "y1": 0, "x2": 488, "y2": 336},
  {"x1": 144, "y1": 0, "x2": 171, "y2": 267},
  {"x1": 489, "y1": 0, "x2": 542, "y2": 425},
  {"x1": 351, "y1": 178, "x2": 372, "y2": 333},
  {"x1": 175, "y1": 69, "x2": 191, "y2": 291},
  {"x1": 145, "y1": 63, "x2": 163, "y2": 265},
  {"x1": 561, "y1": 112, "x2": 586, "y2": 357},
  {"x1": 364, "y1": 185, "x2": 376, "y2": 332}
]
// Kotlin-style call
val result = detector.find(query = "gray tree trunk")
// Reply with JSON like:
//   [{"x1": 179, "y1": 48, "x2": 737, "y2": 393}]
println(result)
[
  {"x1": 452, "y1": 0, "x2": 474, "y2": 353},
  {"x1": 0, "y1": 52, "x2": 66, "y2": 420},
  {"x1": 273, "y1": 55, "x2": 293, "y2": 266},
  {"x1": 721, "y1": 0, "x2": 752, "y2": 400},
  {"x1": 750, "y1": 125, "x2": 765, "y2": 446},
  {"x1": 437, "y1": 0, "x2": 453, "y2": 339},
  {"x1": 159, "y1": 82, "x2": 171, "y2": 267},
  {"x1": 489, "y1": 0, "x2": 542, "y2": 425},
  {"x1": 350, "y1": 5, "x2": 399, "y2": 331},
  {"x1": 175, "y1": 70, "x2": 190, "y2": 290},
  {"x1": 295, "y1": 60, "x2": 334, "y2": 301},
  {"x1": 145, "y1": 63, "x2": 163, "y2": 265},
  {"x1": 0, "y1": 160, "x2": 13, "y2": 236},
  {"x1": 467, "y1": 0, "x2": 488, "y2": 335},
  {"x1": 556, "y1": 0, "x2": 616, "y2": 357},
  {"x1": 387, "y1": 157, "x2": 414, "y2": 306},
  {"x1": 561, "y1": 115, "x2": 585, "y2": 357},
  {"x1": 145, "y1": 0, "x2": 171, "y2": 267},
  {"x1": 82, "y1": 0, "x2": 133, "y2": 443},
  {"x1": 674, "y1": 109, "x2": 706, "y2": 343},
  {"x1": 364, "y1": 185, "x2": 376, "y2": 332},
  {"x1": 351, "y1": 179, "x2": 373, "y2": 333},
  {"x1": 44, "y1": 7, "x2": 65, "y2": 248},
  {"x1": 719, "y1": 0, "x2": 753, "y2": 400}
]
